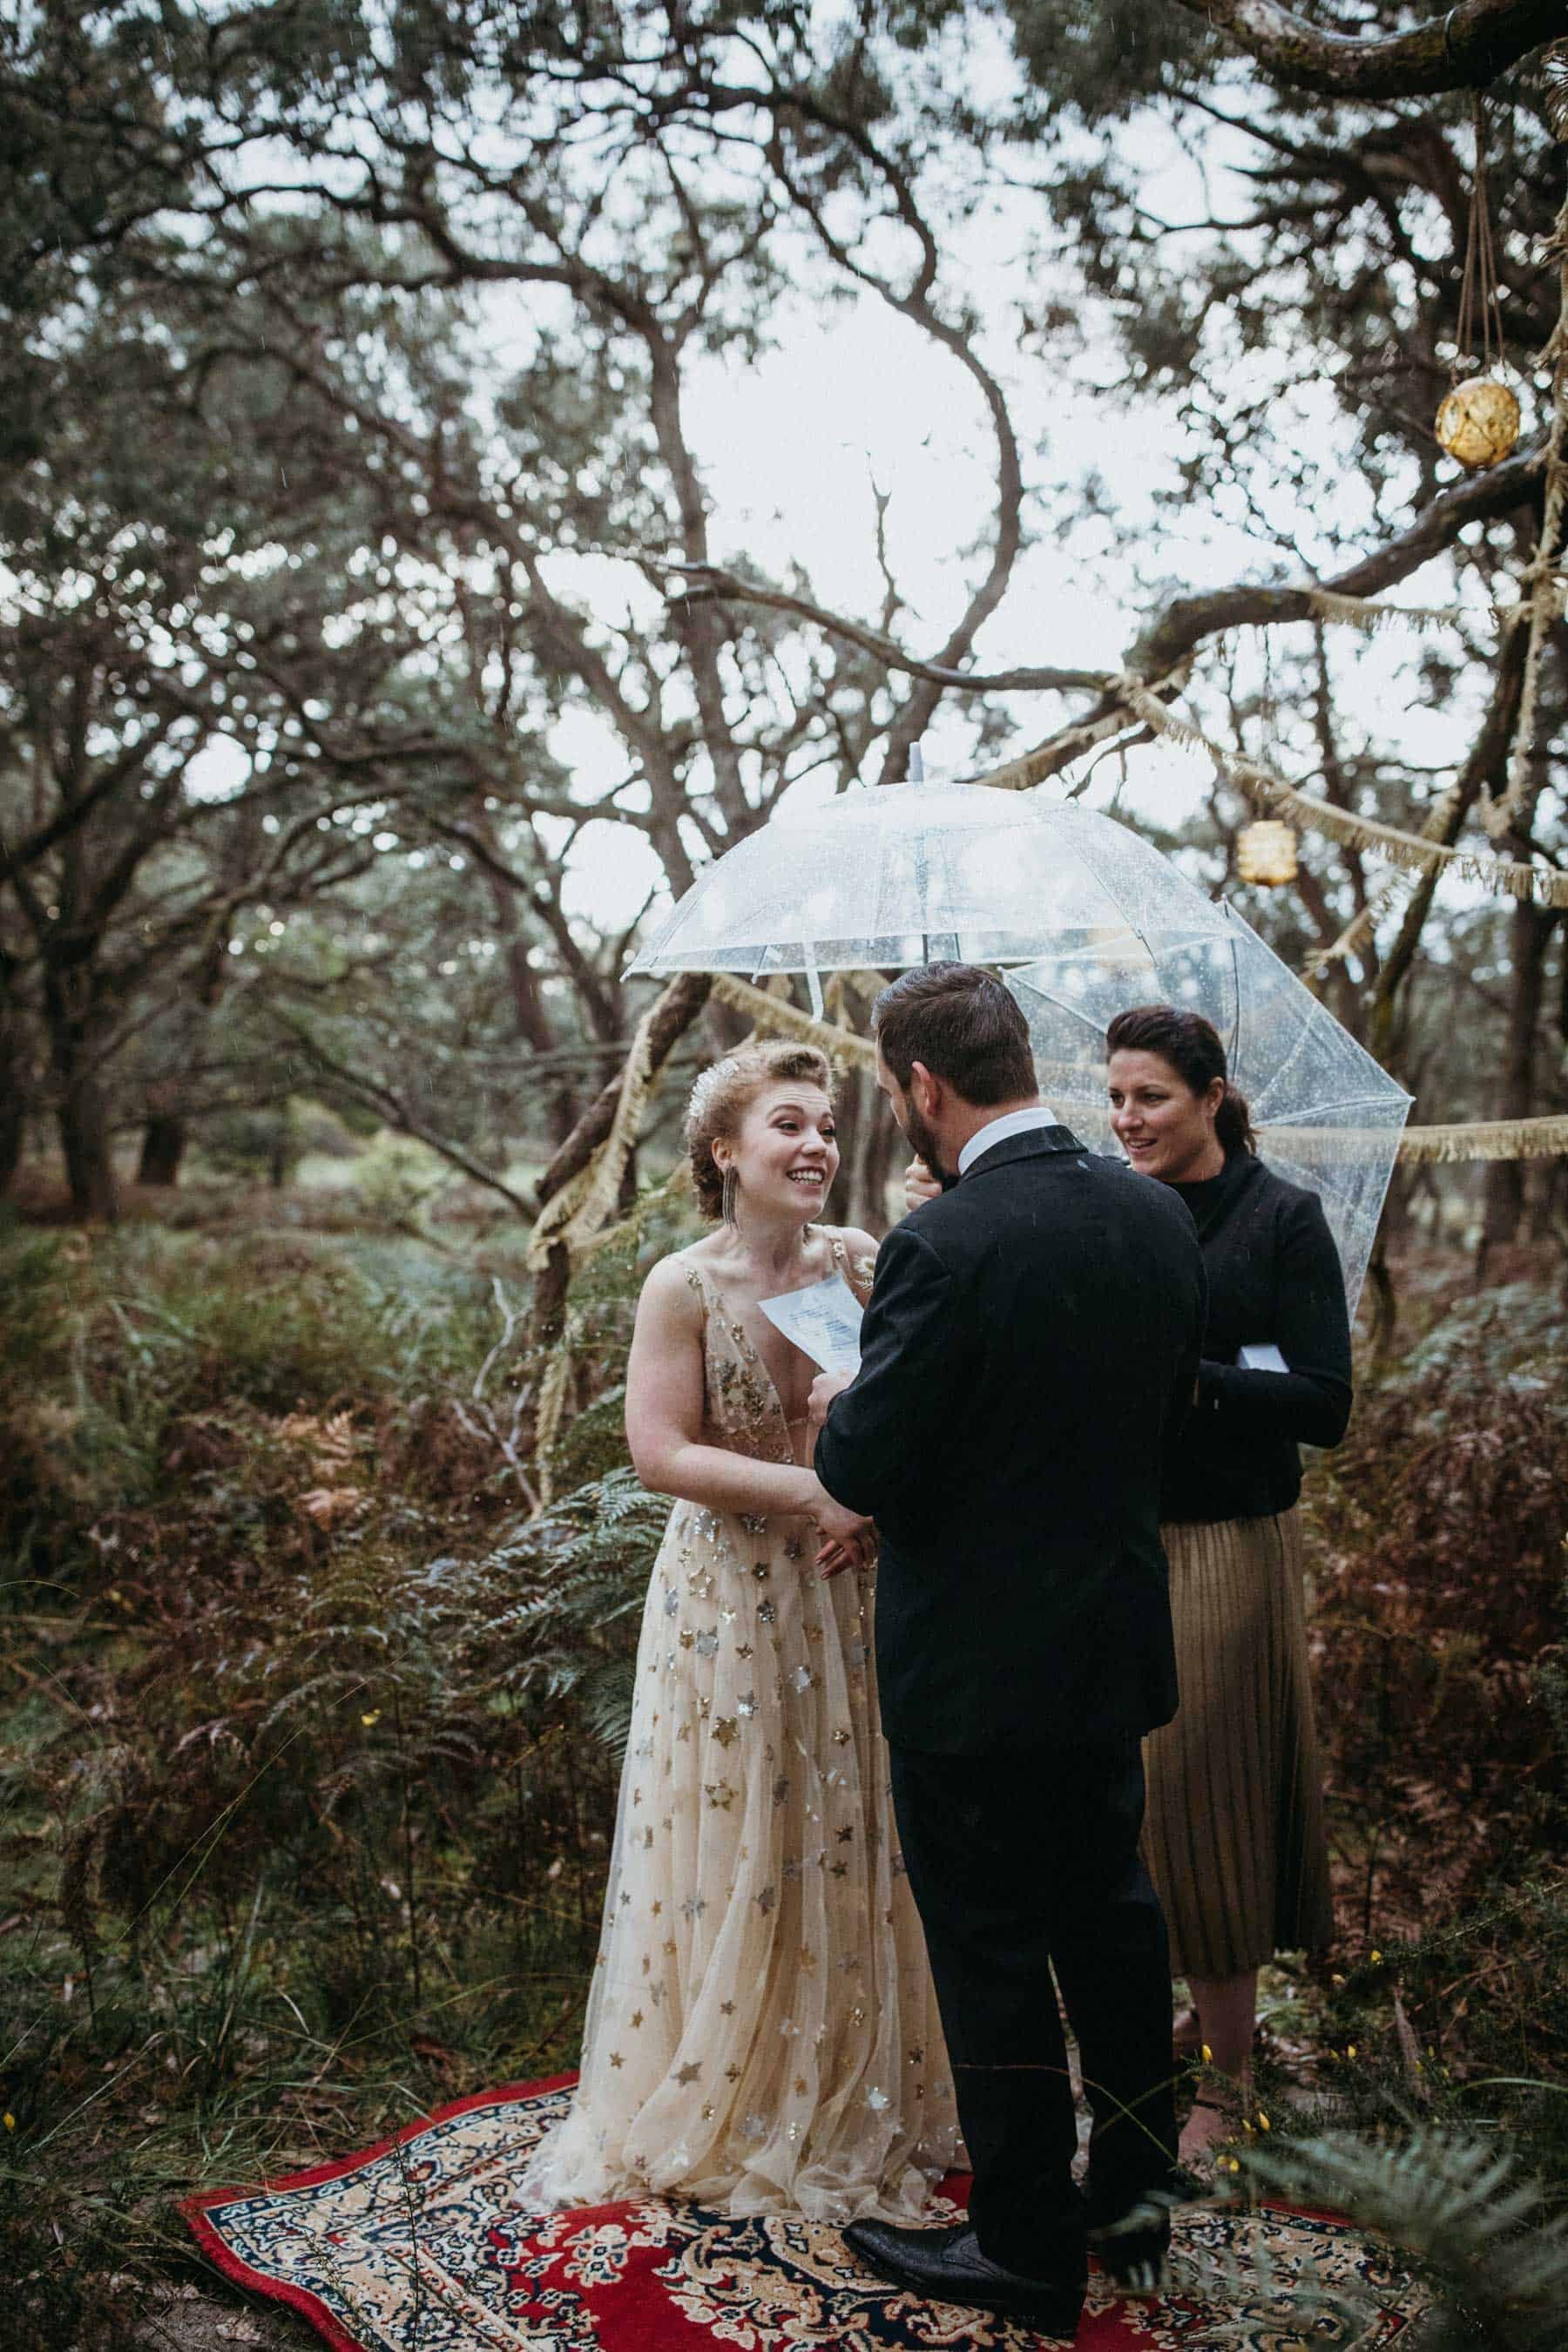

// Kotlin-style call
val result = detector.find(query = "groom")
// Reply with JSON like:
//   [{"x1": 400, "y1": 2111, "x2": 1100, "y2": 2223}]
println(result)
[{"x1": 812, "y1": 963, "x2": 1206, "y2": 2339}]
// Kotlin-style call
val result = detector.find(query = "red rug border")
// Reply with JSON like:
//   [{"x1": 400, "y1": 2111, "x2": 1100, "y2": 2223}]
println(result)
[
  {"x1": 179, "y1": 2068, "x2": 582, "y2": 2352},
  {"x1": 180, "y1": 2070, "x2": 1360, "y2": 2352}
]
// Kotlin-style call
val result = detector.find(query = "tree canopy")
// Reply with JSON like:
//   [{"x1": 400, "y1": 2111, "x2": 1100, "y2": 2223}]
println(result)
[{"x1": 1, "y1": 0, "x2": 1564, "y2": 1234}]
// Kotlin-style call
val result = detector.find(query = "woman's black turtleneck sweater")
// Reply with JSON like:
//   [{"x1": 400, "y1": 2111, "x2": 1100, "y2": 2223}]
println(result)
[{"x1": 1161, "y1": 1149, "x2": 1353, "y2": 1525}]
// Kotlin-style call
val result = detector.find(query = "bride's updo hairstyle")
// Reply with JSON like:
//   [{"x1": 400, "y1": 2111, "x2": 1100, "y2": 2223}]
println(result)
[
  {"x1": 684, "y1": 1041, "x2": 837, "y2": 1220},
  {"x1": 1105, "y1": 1004, "x2": 1257, "y2": 1155}
]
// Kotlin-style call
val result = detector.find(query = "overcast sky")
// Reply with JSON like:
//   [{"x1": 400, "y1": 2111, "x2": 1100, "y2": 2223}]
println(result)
[{"x1": 538, "y1": 103, "x2": 1500, "y2": 939}]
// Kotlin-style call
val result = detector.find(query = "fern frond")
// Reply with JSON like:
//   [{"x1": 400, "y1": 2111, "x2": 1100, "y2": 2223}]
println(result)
[
  {"x1": 578, "y1": 1660, "x2": 638, "y2": 1765},
  {"x1": 1240, "y1": 2126, "x2": 1568, "y2": 2349}
]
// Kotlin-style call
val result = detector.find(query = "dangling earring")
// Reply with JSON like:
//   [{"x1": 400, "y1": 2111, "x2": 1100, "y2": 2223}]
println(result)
[{"x1": 720, "y1": 1166, "x2": 739, "y2": 1228}]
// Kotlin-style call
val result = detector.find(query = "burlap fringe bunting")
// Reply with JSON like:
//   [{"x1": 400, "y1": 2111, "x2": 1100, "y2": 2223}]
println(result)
[
  {"x1": 1107, "y1": 677, "x2": 1568, "y2": 909},
  {"x1": 709, "y1": 972, "x2": 878, "y2": 1071},
  {"x1": 526, "y1": 991, "x2": 667, "y2": 1274},
  {"x1": 1302, "y1": 586, "x2": 1542, "y2": 634},
  {"x1": 1394, "y1": 1112, "x2": 1568, "y2": 1164},
  {"x1": 529, "y1": 980, "x2": 1568, "y2": 1370},
  {"x1": 1301, "y1": 877, "x2": 1404, "y2": 981}
]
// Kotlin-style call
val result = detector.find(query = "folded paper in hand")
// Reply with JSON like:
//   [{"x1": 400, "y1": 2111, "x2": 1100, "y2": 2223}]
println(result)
[
  {"x1": 1238, "y1": 1341, "x2": 1289, "y2": 1374},
  {"x1": 758, "y1": 1275, "x2": 864, "y2": 1375}
]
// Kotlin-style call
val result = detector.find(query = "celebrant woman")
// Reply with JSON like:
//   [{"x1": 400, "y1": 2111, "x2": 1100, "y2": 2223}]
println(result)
[
  {"x1": 523, "y1": 1040, "x2": 961, "y2": 2223},
  {"x1": 1105, "y1": 1004, "x2": 1350, "y2": 2166}
]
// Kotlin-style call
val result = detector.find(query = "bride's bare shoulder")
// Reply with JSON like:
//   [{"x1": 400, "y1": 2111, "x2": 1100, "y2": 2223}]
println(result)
[
  {"x1": 638, "y1": 1244, "x2": 713, "y2": 1314},
  {"x1": 831, "y1": 1224, "x2": 881, "y2": 1261},
  {"x1": 828, "y1": 1225, "x2": 881, "y2": 1300}
]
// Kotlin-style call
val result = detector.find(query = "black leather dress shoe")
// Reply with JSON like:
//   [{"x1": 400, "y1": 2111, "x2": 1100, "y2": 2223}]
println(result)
[{"x1": 843, "y1": 2218, "x2": 1085, "y2": 2336}]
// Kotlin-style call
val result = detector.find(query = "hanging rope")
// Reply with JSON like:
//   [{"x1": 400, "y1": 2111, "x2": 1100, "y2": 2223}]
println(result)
[{"x1": 1455, "y1": 94, "x2": 1507, "y2": 383}]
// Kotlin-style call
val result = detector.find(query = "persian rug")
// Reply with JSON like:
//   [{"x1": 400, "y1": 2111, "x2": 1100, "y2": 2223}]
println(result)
[{"x1": 183, "y1": 2074, "x2": 1422, "y2": 2351}]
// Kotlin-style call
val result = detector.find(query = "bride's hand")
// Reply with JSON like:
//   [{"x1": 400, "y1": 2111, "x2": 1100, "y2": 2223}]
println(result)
[
  {"x1": 810, "y1": 1490, "x2": 877, "y2": 1579},
  {"x1": 902, "y1": 1156, "x2": 942, "y2": 1214},
  {"x1": 815, "y1": 1528, "x2": 876, "y2": 1578}
]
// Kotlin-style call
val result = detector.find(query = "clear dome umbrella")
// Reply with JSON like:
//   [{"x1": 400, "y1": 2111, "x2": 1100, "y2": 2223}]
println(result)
[
  {"x1": 627, "y1": 775, "x2": 1410, "y2": 1314},
  {"x1": 1004, "y1": 875, "x2": 1411, "y2": 1319},
  {"x1": 626, "y1": 775, "x2": 1139, "y2": 1005}
]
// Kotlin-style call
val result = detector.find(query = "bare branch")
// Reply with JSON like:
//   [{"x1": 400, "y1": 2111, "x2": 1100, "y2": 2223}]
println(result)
[
  {"x1": 274, "y1": 1016, "x2": 538, "y2": 1220},
  {"x1": 1173, "y1": 0, "x2": 1564, "y2": 98},
  {"x1": 647, "y1": 560, "x2": 1104, "y2": 697}
]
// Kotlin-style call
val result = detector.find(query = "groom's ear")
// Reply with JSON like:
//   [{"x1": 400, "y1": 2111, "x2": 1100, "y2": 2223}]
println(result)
[{"x1": 909, "y1": 1059, "x2": 940, "y2": 1117}]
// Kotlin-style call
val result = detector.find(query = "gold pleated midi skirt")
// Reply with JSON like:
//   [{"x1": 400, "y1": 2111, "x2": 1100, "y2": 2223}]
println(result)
[{"x1": 1142, "y1": 1508, "x2": 1335, "y2": 1980}]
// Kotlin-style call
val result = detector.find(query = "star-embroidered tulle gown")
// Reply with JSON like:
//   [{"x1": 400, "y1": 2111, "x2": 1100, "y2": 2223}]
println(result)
[{"x1": 523, "y1": 1231, "x2": 962, "y2": 2223}]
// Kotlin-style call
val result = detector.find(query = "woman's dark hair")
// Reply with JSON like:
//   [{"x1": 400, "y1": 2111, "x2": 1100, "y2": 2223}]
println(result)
[
  {"x1": 1105, "y1": 1004, "x2": 1257, "y2": 1155},
  {"x1": 872, "y1": 963, "x2": 1037, "y2": 1106}
]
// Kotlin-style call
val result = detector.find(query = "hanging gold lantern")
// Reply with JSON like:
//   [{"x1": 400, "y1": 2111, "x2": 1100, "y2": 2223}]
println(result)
[
  {"x1": 1237, "y1": 820, "x2": 1298, "y2": 887},
  {"x1": 1436, "y1": 377, "x2": 1521, "y2": 469},
  {"x1": 1436, "y1": 98, "x2": 1522, "y2": 470}
]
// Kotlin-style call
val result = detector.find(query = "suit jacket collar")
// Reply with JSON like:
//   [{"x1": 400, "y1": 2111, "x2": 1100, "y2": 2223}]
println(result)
[{"x1": 959, "y1": 1125, "x2": 1085, "y2": 1180}]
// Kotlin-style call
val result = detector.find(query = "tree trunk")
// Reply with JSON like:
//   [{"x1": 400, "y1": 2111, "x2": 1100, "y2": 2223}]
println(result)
[
  {"x1": 504, "y1": 938, "x2": 579, "y2": 1146},
  {"x1": 837, "y1": 1063, "x2": 899, "y2": 1234},
  {"x1": 0, "y1": 1097, "x2": 22, "y2": 1199},
  {"x1": 1378, "y1": 1162, "x2": 1412, "y2": 1254},
  {"x1": 57, "y1": 1068, "x2": 118, "y2": 1221},
  {"x1": 466, "y1": 804, "x2": 584, "y2": 1148},
  {"x1": 0, "y1": 1010, "x2": 24, "y2": 1199},
  {"x1": 136, "y1": 1109, "x2": 186, "y2": 1187},
  {"x1": 1477, "y1": 901, "x2": 1558, "y2": 1263},
  {"x1": 42, "y1": 954, "x2": 118, "y2": 1220}
]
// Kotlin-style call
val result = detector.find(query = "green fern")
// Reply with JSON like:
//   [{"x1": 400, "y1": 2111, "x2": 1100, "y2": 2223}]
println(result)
[
  {"x1": 1226, "y1": 2126, "x2": 1568, "y2": 2350},
  {"x1": 578, "y1": 1659, "x2": 639, "y2": 1764}
]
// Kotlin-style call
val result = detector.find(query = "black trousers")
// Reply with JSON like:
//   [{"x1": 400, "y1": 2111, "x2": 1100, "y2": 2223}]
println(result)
[{"x1": 889, "y1": 1735, "x2": 1177, "y2": 2276}]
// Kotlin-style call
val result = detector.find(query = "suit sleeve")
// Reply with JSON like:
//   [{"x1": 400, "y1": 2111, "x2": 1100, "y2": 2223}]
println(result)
[
  {"x1": 814, "y1": 1225, "x2": 967, "y2": 1519},
  {"x1": 1196, "y1": 1193, "x2": 1352, "y2": 1448}
]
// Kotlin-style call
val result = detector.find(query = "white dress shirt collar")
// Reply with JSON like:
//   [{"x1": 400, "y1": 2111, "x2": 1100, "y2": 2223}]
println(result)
[{"x1": 956, "y1": 1105, "x2": 1062, "y2": 1177}]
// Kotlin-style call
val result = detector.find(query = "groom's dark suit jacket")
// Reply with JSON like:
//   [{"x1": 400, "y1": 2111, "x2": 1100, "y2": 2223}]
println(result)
[{"x1": 815, "y1": 1127, "x2": 1206, "y2": 1753}]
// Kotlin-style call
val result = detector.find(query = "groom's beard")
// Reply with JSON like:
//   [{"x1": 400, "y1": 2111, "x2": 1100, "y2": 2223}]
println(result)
[{"x1": 903, "y1": 1103, "x2": 956, "y2": 1188}]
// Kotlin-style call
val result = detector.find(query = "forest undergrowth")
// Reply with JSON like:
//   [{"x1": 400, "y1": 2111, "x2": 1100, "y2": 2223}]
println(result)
[{"x1": 1, "y1": 1205, "x2": 1565, "y2": 2347}]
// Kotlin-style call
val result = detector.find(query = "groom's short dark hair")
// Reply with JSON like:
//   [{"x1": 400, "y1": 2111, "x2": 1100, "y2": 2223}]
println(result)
[{"x1": 873, "y1": 963, "x2": 1037, "y2": 1105}]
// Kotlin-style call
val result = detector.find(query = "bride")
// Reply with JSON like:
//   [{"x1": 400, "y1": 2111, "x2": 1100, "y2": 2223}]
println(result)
[{"x1": 524, "y1": 1040, "x2": 960, "y2": 2223}]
